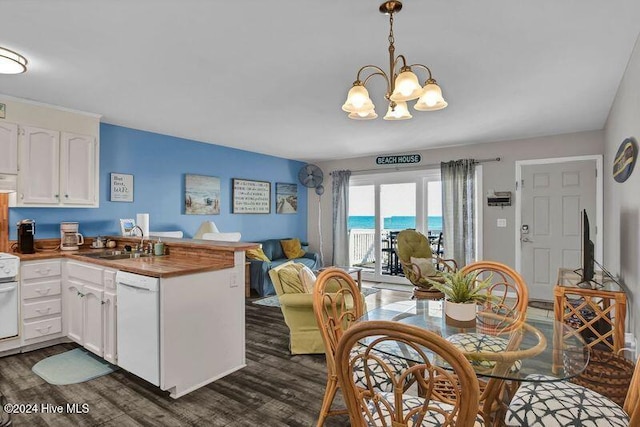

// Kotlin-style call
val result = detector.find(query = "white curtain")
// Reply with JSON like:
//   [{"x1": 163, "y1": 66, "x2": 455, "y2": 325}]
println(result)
[
  {"x1": 441, "y1": 159, "x2": 476, "y2": 267},
  {"x1": 332, "y1": 170, "x2": 351, "y2": 266}
]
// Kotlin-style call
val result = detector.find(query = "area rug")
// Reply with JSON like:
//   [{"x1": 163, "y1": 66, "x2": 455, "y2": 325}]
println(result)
[
  {"x1": 253, "y1": 286, "x2": 379, "y2": 307},
  {"x1": 32, "y1": 348, "x2": 117, "y2": 385}
]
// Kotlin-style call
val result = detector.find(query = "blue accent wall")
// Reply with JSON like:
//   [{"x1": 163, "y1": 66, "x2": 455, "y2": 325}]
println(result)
[{"x1": 9, "y1": 123, "x2": 308, "y2": 242}]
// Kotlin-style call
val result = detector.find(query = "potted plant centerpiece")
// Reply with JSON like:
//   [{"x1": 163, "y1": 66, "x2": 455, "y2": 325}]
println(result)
[{"x1": 426, "y1": 270, "x2": 494, "y2": 327}]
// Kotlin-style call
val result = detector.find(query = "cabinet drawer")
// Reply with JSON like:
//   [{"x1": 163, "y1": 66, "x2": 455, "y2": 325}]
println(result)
[
  {"x1": 103, "y1": 269, "x2": 117, "y2": 291},
  {"x1": 66, "y1": 261, "x2": 103, "y2": 286},
  {"x1": 21, "y1": 261, "x2": 61, "y2": 280},
  {"x1": 22, "y1": 299, "x2": 62, "y2": 320},
  {"x1": 22, "y1": 279, "x2": 61, "y2": 300},
  {"x1": 23, "y1": 317, "x2": 62, "y2": 340}
]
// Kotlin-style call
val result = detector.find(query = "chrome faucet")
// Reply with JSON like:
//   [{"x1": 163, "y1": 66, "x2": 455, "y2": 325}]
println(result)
[{"x1": 130, "y1": 225, "x2": 145, "y2": 251}]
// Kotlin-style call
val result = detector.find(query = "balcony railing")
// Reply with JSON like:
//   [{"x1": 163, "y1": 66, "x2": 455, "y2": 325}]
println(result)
[{"x1": 348, "y1": 229, "x2": 444, "y2": 275}]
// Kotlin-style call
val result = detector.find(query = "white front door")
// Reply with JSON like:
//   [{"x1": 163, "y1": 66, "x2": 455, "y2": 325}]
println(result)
[{"x1": 518, "y1": 159, "x2": 598, "y2": 301}]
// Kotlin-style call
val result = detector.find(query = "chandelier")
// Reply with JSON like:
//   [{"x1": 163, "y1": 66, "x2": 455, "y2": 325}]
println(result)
[{"x1": 341, "y1": 1, "x2": 447, "y2": 121}]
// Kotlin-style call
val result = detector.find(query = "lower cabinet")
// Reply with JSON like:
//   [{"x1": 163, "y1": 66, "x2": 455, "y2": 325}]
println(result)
[
  {"x1": 63, "y1": 261, "x2": 117, "y2": 361},
  {"x1": 21, "y1": 260, "x2": 64, "y2": 346},
  {"x1": 102, "y1": 291, "x2": 117, "y2": 364}
]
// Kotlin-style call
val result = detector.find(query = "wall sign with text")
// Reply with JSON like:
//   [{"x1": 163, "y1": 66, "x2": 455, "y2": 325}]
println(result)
[
  {"x1": 232, "y1": 178, "x2": 271, "y2": 214},
  {"x1": 376, "y1": 154, "x2": 421, "y2": 165},
  {"x1": 110, "y1": 173, "x2": 134, "y2": 202}
]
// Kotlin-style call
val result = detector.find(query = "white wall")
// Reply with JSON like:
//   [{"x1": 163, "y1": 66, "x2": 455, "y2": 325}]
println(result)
[
  {"x1": 604, "y1": 33, "x2": 640, "y2": 342},
  {"x1": 307, "y1": 130, "x2": 603, "y2": 269}
]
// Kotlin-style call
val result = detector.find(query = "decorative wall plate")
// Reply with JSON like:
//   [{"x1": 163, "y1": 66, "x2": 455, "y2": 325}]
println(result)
[{"x1": 613, "y1": 137, "x2": 637, "y2": 183}]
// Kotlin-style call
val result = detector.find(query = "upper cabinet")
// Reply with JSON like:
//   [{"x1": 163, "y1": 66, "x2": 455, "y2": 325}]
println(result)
[
  {"x1": 0, "y1": 122, "x2": 18, "y2": 174},
  {"x1": 1, "y1": 96, "x2": 101, "y2": 208},
  {"x1": 18, "y1": 126, "x2": 60, "y2": 205},
  {"x1": 60, "y1": 132, "x2": 97, "y2": 205},
  {"x1": 17, "y1": 127, "x2": 98, "y2": 207}
]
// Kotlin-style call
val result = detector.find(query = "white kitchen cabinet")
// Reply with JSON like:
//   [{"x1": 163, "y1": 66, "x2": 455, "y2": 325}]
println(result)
[
  {"x1": 17, "y1": 126, "x2": 98, "y2": 207},
  {"x1": 18, "y1": 125, "x2": 60, "y2": 205},
  {"x1": 0, "y1": 121, "x2": 18, "y2": 174},
  {"x1": 103, "y1": 291, "x2": 117, "y2": 364},
  {"x1": 82, "y1": 284, "x2": 104, "y2": 356},
  {"x1": 64, "y1": 261, "x2": 116, "y2": 359},
  {"x1": 21, "y1": 260, "x2": 64, "y2": 346},
  {"x1": 64, "y1": 278, "x2": 84, "y2": 345},
  {"x1": 60, "y1": 132, "x2": 97, "y2": 205}
]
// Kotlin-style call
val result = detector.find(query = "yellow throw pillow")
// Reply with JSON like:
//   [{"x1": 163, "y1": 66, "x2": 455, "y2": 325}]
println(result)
[
  {"x1": 281, "y1": 238, "x2": 306, "y2": 259},
  {"x1": 299, "y1": 266, "x2": 316, "y2": 293},
  {"x1": 278, "y1": 263, "x2": 306, "y2": 294},
  {"x1": 246, "y1": 247, "x2": 270, "y2": 262}
]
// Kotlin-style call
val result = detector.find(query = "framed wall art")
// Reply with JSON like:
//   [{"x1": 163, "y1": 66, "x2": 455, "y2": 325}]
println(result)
[
  {"x1": 232, "y1": 178, "x2": 271, "y2": 214},
  {"x1": 110, "y1": 173, "x2": 134, "y2": 202},
  {"x1": 185, "y1": 174, "x2": 221, "y2": 215},
  {"x1": 275, "y1": 183, "x2": 298, "y2": 214},
  {"x1": 119, "y1": 218, "x2": 136, "y2": 236}
]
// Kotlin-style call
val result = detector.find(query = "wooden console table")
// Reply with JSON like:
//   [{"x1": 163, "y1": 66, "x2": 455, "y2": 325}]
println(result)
[{"x1": 554, "y1": 268, "x2": 627, "y2": 357}]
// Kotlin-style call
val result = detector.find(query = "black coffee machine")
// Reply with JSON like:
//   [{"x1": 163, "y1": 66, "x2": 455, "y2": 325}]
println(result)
[{"x1": 17, "y1": 219, "x2": 36, "y2": 254}]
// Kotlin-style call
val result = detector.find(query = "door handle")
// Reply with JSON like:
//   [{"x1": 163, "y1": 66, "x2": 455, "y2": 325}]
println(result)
[{"x1": 521, "y1": 237, "x2": 534, "y2": 243}]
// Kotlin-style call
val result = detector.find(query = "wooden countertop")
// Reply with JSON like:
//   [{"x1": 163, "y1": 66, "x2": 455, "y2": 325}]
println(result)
[{"x1": 10, "y1": 237, "x2": 259, "y2": 278}]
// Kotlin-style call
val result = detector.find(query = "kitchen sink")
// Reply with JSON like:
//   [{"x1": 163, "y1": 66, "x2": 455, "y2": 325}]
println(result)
[{"x1": 81, "y1": 251, "x2": 154, "y2": 260}]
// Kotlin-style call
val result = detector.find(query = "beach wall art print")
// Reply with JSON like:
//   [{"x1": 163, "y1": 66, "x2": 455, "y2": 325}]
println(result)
[
  {"x1": 276, "y1": 183, "x2": 298, "y2": 214},
  {"x1": 185, "y1": 174, "x2": 221, "y2": 215}
]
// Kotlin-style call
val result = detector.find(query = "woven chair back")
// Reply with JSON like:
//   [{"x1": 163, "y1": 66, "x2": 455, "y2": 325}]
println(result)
[
  {"x1": 461, "y1": 261, "x2": 529, "y2": 323},
  {"x1": 313, "y1": 268, "x2": 364, "y2": 379},
  {"x1": 335, "y1": 320, "x2": 480, "y2": 427}
]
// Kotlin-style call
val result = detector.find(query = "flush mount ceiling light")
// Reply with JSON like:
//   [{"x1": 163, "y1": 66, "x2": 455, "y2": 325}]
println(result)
[
  {"x1": 341, "y1": 1, "x2": 448, "y2": 121},
  {"x1": 0, "y1": 46, "x2": 28, "y2": 74}
]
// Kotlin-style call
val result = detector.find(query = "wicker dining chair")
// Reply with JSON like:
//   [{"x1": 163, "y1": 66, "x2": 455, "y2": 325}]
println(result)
[
  {"x1": 454, "y1": 261, "x2": 530, "y2": 423},
  {"x1": 313, "y1": 268, "x2": 363, "y2": 426},
  {"x1": 460, "y1": 261, "x2": 529, "y2": 323},
  {"x1": 335, "y1": 320, "x2": 483, "y2": 427},
  {"x1": 505, "y1": 354, "x2": 640, "y2": 426},
  {"x1": 313, "y1": 268, "x2": 412, "y2": 426}
]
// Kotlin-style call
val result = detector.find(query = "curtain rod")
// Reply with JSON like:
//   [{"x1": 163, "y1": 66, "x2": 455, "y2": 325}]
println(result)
[{"x1": 333, "y1": 157, "x2": 501, "y2": 176}]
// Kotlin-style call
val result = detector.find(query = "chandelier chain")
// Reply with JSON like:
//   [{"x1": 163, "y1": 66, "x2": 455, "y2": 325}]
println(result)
[{"x1": 388, "y1": 13, "x2": 395, "y2": 46}]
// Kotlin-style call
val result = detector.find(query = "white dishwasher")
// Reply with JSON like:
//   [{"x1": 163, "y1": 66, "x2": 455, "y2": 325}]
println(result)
[{"x1": 116, "y1": 271, "x2": 160, "y2": 386}]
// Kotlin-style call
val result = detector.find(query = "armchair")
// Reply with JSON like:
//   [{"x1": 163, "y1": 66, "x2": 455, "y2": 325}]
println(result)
[
  {"x1": 396, "y1": 229, "x2": 457, "y2": 299},
  {"x1": 269, "y1": 262, "x2": 324, "y2": 355}
]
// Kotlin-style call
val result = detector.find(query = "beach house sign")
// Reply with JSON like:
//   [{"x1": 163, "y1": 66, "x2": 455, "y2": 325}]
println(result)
[{"x1": 375, "y1": 154, "x2": 421, "y2": 165}]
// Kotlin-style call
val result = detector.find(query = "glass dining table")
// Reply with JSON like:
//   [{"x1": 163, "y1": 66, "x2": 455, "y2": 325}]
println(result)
[{"x1": 357, "y1": 299, "x2": 589, "y2": 383}]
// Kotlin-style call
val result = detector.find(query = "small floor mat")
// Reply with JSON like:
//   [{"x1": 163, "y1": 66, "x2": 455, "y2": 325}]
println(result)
[
  {"x1": 32, "y1": 348, "x2": 117, "y2": 385},
  {"x1": 253, "y1": 286, "x2": 379, "y2": 307}
]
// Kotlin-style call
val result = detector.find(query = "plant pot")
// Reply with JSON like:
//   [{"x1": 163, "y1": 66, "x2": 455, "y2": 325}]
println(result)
[{"x1": 445, "y1": 301, "x2": 477, "y2": 328}]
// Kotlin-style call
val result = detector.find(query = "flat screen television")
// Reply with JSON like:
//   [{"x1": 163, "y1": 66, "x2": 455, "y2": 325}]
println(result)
[{"x1": 580, "y1": 209, "x2": 595, "y2": 285}]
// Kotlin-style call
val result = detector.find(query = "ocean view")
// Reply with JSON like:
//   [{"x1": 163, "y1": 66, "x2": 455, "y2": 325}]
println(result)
[{"x1": 349, "y1": 215, "x2": 443, "y2": 231}]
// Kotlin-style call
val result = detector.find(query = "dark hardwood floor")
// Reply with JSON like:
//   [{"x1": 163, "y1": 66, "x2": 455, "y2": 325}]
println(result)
[{"x1": 0, "y1": 286, "x2": 411, "y2": 427}]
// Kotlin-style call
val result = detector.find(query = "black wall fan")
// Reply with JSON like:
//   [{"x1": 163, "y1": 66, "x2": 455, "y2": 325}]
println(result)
[{"x1": 298, "y1": 164, "x2": 324, "y2": 195}]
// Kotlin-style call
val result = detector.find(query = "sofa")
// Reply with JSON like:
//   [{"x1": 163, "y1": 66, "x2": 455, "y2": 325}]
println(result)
[{"x1": 248, "y1": 238, "x2": 320, "y2": 296}]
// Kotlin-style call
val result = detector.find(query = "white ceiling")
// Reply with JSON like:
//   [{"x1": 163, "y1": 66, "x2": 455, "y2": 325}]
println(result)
[{"x1": 1, "y1": 0, "x2": 639, "y2": 162}]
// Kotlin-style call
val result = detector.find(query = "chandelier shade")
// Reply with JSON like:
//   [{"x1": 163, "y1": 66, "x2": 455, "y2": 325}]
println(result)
[
  {"x1": 389, "y1": 69, "x2": 423, "y2": 102},
  {"x1": 348, "y1": 109, "x2": 379, "y2": 120},
  {"x1": 414, "y1": 81, "x2": 448, "y2": 111},
  {"x1": 341, "y1": 83, "x2": 374, "y2": 113},
  {"x1": 0, "y1": 46, "x2": 28, "y2": 74},
  {"x1": 342, "y1": 1, "x2": 447, "y2": 121},
  {"x1": 383, "y1": 101, "x2": 412, "y2": 120}
]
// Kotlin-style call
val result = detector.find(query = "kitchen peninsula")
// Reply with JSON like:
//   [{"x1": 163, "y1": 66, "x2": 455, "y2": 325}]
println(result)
[{"x1": 2, "y1": 237, "x2": 258, "y2": 399}]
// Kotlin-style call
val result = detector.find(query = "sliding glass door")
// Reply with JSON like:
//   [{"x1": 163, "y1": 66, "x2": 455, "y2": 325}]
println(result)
[{"x1": 348, "y1": 169, "x2": 442, "y2": 285}]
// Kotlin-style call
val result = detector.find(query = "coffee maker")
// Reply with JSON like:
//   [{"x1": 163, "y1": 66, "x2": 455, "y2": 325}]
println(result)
[
  {"x1": 60, "y1": 222, "x2": 84, "y2": 251},
  {"x1": 16, "y1": 219, "x2": 36, "y2": 254}
]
